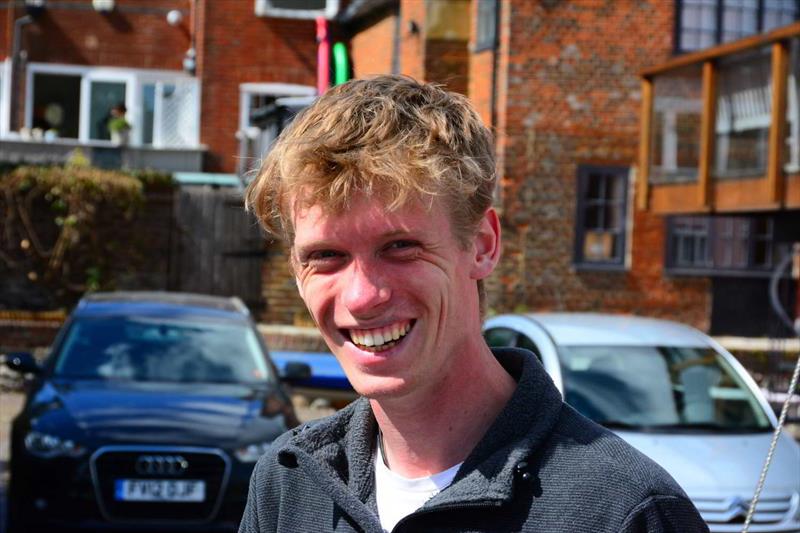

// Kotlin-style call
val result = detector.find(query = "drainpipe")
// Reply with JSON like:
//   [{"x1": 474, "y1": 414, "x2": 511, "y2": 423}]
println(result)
[
  {"x1": 316, "y1": 17, "x2": 330, "y2": 95},
  {"x1": 10, "y1": 14, "x2": 33, "y2": 132}
]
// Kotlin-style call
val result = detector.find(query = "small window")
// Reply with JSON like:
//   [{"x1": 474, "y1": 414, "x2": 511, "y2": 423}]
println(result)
[
  {"x1": 677, "y1": 0, "x2": 799, "y2": 53},
  {"x1": 574, "y1": 166, "x2": 629, "y2": 270},
  {"x1": 666, "y1": 214, "x2": 776, "y2": 274},
  {"x1": 254, "y1": 0, "x2": 339, "y2": 19},
  {"x1": 32, "y1": 73, "x2": 81, "y2": 138},
  {"x1": 669, "y1": 216, "x2": 711, "y2": 269},
  {"x1": 27, "y1": 64, "x2": 199, "y2": 147},
  {"x1": 89, "y1": 80, "x2": 126, "y2": 141},
  {"x1": 475, "y1": 0, "x2": 497, "y2": 51}
]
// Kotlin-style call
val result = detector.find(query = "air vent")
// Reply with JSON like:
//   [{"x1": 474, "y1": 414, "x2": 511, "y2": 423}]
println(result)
[{"x1": 254, "y1": 0, "x2": 339, "y2": 20}]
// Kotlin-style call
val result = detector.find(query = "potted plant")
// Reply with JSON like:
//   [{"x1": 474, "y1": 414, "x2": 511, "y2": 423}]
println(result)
[
  {"x1": 107, "y1": 103, "x2": 131, "y2": 145},
  {"x1": 108, "y1": 116, "x2": 131, "y2": 145}
]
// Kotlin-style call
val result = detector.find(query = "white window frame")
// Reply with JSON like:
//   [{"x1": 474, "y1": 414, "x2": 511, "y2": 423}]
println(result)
[
  {"x1": 237, "y1": 82, "x2": 316, "y2": 176},
  {"x1": 254, "y1": 0, "x2": 339, "y2": 19},
  {"x1": 0, "y1": 59, "x2": 12, "y2": 138},
  {"x1": 24, "y1": 62, "x2": 200, "y2": 148}
]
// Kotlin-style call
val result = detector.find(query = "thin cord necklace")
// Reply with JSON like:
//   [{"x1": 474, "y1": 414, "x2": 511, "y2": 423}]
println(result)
[{"x1": 377, "y1": 428, "x2": 390, "y2": 468}]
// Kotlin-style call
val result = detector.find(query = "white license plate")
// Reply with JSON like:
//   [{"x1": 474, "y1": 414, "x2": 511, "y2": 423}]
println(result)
[{"x1": 114, "y1": 479, "x2": 206, "y2": 502}]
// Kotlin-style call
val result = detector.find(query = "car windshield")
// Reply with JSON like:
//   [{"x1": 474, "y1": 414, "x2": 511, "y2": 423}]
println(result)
[
  {"x1": 53, "y1": 316, "x2": 272, "y2": 384},
  {"x1": 559, "y1": 345, "x2": 771, "y2": 431}
]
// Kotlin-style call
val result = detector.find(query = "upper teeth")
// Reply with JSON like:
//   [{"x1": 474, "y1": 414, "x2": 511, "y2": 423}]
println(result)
[{"x1": 350, "y1": 321, "x2": 411, "y2": 347}]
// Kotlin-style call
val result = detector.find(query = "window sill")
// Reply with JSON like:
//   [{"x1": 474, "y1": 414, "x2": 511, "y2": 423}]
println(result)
[
  {"x1": 0, "y1": 137, "x2": 206, "y2": 151},
  {"x1": 664, "y1": 267, "x2": 780, "y2": 278},
  {"x1": 573, "y1": 261, "x2": 627, "y2": 273}
]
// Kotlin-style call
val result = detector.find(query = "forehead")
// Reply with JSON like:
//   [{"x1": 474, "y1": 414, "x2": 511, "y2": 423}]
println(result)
[{"x1": 291, "y1": 195, "x2": 449, "y2": 244}]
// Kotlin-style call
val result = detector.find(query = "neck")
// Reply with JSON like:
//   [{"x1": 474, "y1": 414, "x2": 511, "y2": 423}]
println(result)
[{"x1": 370, "y1": 343, "x2": 515, "y2": 478}]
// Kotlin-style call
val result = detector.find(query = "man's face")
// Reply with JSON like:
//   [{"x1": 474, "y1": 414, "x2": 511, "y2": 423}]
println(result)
[{"x1": 291, "y1": 195, "x2": 495, "y2": 400}]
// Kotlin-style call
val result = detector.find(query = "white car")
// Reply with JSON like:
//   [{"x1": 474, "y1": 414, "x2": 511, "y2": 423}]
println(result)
[{"x1": 483, "y1": 313, "x2": 800, "y2": 533}]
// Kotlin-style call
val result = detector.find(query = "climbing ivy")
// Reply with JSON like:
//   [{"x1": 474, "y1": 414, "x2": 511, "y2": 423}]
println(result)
[{"x1": 0, "y1": 162, "x2": 172, "y2": 306}]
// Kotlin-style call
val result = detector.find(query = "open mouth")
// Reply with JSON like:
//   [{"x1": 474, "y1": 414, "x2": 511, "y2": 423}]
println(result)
[{"x1": 344, "y1": 320, "x2": 414, "y2": 353}]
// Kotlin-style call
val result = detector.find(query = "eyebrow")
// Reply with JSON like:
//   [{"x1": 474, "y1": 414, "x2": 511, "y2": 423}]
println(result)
[{"x1": 293, "y1": 228, "x2": 421, "y2": 256}]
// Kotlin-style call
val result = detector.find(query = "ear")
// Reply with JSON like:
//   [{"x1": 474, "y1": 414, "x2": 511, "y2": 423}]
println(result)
[{"x1": 469, "y1": 208, "x2": 501, "y2": 280}]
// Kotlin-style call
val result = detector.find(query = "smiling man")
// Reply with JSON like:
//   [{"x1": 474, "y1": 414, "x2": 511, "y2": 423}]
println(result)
[{"x1": 239, "y1": 75, "x2": 708, "y2": 533}]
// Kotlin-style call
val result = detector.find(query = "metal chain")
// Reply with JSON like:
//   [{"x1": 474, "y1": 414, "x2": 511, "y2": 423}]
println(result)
[
  {"x1": 742, "y1": 343, "x2": 800, "y2": 532},
  {"x1": 742, "y1": 245, "x2": 800, "y2": 533}
]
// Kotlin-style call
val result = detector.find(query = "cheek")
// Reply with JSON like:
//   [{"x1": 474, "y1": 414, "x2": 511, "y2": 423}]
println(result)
[{"x1": 298, "y1": 275, "x2": 337, "y2": 314}]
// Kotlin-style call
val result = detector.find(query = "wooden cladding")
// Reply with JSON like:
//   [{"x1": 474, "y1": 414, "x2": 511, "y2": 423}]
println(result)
[
  {"x1": 698, "y1": 61, "x2": 716, "y2": 210},
  {"x1": 640, "y1": 25, "x2": 800, "y2": 214}
]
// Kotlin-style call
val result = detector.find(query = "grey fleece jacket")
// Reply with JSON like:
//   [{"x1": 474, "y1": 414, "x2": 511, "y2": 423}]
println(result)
[{"x1": 239, "y1": 347, "x2": 709, "y2": 533}]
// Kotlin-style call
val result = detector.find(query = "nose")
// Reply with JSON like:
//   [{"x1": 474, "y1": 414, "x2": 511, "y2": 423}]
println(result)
[{"x1": 341, "y1": 260, "x2": 391, "y2": 317}]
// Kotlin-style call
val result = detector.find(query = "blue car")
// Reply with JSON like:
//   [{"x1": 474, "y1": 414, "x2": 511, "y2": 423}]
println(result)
[{"x1": 4, "y1": 292, "x2": 305, "y2": 533}]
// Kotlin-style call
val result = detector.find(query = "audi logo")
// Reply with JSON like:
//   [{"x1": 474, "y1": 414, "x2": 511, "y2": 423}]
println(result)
[{"x1": 134, "y1": 455, "x2": 189, "y2": 477}]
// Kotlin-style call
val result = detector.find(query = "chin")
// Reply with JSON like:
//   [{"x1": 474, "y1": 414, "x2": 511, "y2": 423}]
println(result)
[{"x1": 350, "y1": 375, "x2": 414, "y2": 400}]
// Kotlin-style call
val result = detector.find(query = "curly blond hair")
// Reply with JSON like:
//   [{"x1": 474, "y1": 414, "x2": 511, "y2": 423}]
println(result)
[{"x1": 245, "y1": 75, "x2": 496, "y2": 247}]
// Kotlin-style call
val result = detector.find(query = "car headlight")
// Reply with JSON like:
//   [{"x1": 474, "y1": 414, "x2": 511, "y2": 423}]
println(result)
[
  {"x1": 24, "y1": 431, "x2": 86, "y2": 459},
  {"x1": 234, "y1": 441, "x2": 273, "y2": 463}
]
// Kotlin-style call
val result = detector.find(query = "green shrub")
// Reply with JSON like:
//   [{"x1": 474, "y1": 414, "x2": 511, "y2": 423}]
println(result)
[{"x1": 0, "y1": 164, "x2": 171, "y2": 307}]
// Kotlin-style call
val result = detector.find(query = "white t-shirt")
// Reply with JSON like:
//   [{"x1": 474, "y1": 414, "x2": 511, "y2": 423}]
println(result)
[{"x1": 374, "y1": 440, "x2": 462, "y2": 532}]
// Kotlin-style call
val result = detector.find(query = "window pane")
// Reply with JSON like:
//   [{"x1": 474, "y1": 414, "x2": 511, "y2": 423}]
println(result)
[
  {"x1": 559, "y1": 345, "x2": 770, "y2": 429},
  {"x1": 157, "y1": 82, "x2": 199, "y2": 147},
  {"x1": 651, "y1": 64, "x2": 703, "y2": 183},
  {"x1": 764, "y1": 0, "x2": 798, "y2": 31},
  {"x1": 576, "y1": 168, "x2": 627, "y2": 266},
  {"x1": 668, "y1": 216, "x2": 710, "y2": 268},
  {"x1": 785, "y1": 39, "x2": 800, "y2": 171},
  {"x1": 680, "y1": 0, "x2": 718, "y2": 51},
  {"x1": 32, "y1": 73, "x2": 81, "y2": 138},
  {"x1": 606, "y1": 201, "x2": 623, "y2": 230},
  {"x1": 89, "y1": 81, "x2": 126, "y2": 141},
  {"x1": 55, "y1": 317, "x2": 272, "y2": 384},
  {"x1": 586, "y1": 172, "x2": 607, "y2": 201},
  {"x1": 722, "y1": 0, "x2": 758, "y2": 43},
  {"x1": 270, "y1": 0, "x2": 326, "y2": 8},
  {"x1": 476, "y1": 0, "x2": 497, "y2": 49},
  {"x1": 142, "y1": 83, "x2": 156, "y2": 145},
  {"x1": 714, "y1": 47, "x2": 772, "y2": 178},
  {"x1": 585, "y1": 205, "x2": 602, "y2": 229},
  {"x1": 427, "y1": 0, "x2": 471, "y2": 41}
]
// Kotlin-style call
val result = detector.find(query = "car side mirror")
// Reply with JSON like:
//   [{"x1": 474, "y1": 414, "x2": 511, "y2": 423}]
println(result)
[
  {"x1": 4, "y1": 351, "x2": 42, "y2": 375},
  {"x1": 281, "y1": 361, "x2": 312, "y2": 383}
]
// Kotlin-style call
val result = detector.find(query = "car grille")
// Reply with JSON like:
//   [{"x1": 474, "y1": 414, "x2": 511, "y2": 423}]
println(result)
[
  {"x1": 90, "y1": 446, "x2": 231, "y2": 524},
  {"x1": 691, "y1": 492, "x2": 798, "y2": 530}
]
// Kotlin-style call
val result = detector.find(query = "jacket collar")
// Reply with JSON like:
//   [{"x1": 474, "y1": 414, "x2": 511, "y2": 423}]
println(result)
[{"x1": 277, "y1": 348, "x2": 564, "y2": 510}]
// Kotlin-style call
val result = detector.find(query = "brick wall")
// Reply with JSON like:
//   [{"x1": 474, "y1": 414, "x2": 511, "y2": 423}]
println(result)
[
  {"x1": 351, "y1": 14, "x2": 397, "y2": 78},
  {"x1": 488, "y1": 0, "x2": 711, "y2": 329},
  {"x1": 259, "y1": 240, "x2": 311, "y2": 326},
  {"x1": 399, "y1": 0, "x2": 426, "y2": 80},
  {"x1": 0, "y1": 318, "x2": 62, "y2": 352},
  {"x1": 20, "y1": 1, "x2": 190, "y2": 69},
  {"x1": 2, "y1": 1, "x2": 319, "y2": 174},
  {"x1": 197, "y1": 1, "x2": 318, "y2": 173}
]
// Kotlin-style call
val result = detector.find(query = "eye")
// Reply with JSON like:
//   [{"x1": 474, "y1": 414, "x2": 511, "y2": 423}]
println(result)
[
  {"x1": 383, "y1": 240, "x2": 420, "y2": 257},
  {"x1": 303, "y1": 250, "x2": 346, "y2": 271},
  {"x1": 387, "y1": 240, "x2": 415, "y2": 250}
]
